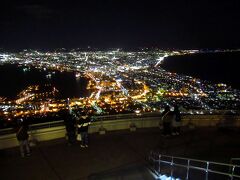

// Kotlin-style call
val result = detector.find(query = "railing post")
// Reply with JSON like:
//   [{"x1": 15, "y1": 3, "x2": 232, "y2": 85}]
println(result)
[
  {"x1": 130, "y1": 123, "x2": 136, "y2": 131},
  {"x1": 205, "y1": 161, "x2": 209, "y2": 180},
  {"x1": 171, "y1": 156, "x2": 174, "y2": 180},
  {"x1": 186, "y1": 159, "x2": 190, "y2": 180},
  {"x1": 29, "y1": 125, "x2": 37, "y2": 147},
  {"x1": 148, "y1": 151, "x2": 151, "y2": 165},
  {"x1": 230, "y1": 165, "x2": 235, "y2": 180},
  {"x1": 130, "y1": 116, "x2": 136, "y2": 131},
  {"x1": 99, "y1": 116, "x2": 106, "y2": 134},
  {"x1": 158, "y1": 154, "x2": 161, "y2": 175}
]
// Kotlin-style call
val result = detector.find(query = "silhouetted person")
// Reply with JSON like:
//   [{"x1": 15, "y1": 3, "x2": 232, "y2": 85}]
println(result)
[
  {"x1": 15, "y1": 118, "x2": 30, "y2": 157},
  {"x1": 63, "y1": 109, "x2": 76, "y2": 146},
  {"x1": 77, "y1": 111, "x2": 91, "y2": 148},
  {"x1": 161, "y1": 106, "x2": 175, "y2": 136},
  {"x1": 172, "y1": 105, "x2": 181, "y2": 135}
]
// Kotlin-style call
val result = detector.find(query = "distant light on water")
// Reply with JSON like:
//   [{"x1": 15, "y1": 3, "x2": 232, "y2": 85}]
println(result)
[{"x1": 154, "y1": 54, "x2": 169, "y2": 67}]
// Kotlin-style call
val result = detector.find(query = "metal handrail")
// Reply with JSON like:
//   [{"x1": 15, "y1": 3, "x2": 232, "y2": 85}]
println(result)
[
  {"x1": 0, "y1": 111, "x2": 239, "y2": 135},
  {"x1": 155, "y1": 153, "x2": 240, "y2": 168},
  {"x1": 0, "y1": 120, "x2": 65, "y2": 135},
  {"x1": 231, "y1": 158, "x2": 240, "y2": 162},
  {"x1": 94, "y1": 112, "x2": 161, "y2": 121},
  {"x1": 149, "y1": 152, "x2": 240, "y2": 179},
  {"x1": 229, "y1": 157, "x2": 240, "y2": 179},
  {"x1": 0, "y1": 112, "x2": 161, "y2": 135}
]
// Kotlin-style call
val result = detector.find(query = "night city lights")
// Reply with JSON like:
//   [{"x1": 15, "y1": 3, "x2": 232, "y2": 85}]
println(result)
[
  {"x1": 1, "y1": 49, "x2": 240, "y2": 128},
  {"x1": 1, "y1": 0, "x2": 240, "y2": 179}
]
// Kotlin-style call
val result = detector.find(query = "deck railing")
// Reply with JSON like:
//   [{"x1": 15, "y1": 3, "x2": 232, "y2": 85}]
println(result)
[
  {"x1": 0, "y1": 112, "x2": 161, "y2": 135},
  {"x1": 149, "y1": 152, "x2": 240, "y2": 180}
]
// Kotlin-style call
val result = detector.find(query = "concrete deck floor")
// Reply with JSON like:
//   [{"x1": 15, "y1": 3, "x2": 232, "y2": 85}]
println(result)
[{"x1": 1, "y1": 127, "x2": 240, "y2": 180}]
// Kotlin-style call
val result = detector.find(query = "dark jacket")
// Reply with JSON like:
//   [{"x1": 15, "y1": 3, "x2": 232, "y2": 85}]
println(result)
[
  {"x1": 77, "y1": 116, "x2": 91, "y2": 133},
  {"x1": 64, "y1": 112, "x2": 76, "y2": 133},
  {"x1": 16, "y1": 124, "x2": 29, "y2": 141},
  {"x1": 174, "y1": 109, "x2": 181, "y2": 122},
  {"x1": 162, "y1": 111, "x2": 175, "y2": 123}
]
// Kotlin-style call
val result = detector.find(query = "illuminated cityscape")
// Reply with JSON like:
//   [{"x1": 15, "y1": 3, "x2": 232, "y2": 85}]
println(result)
[
  {"x1": 0, "y1": 49, "x2": 240, "y2": 128},
  {"x1": 1, "y1": 0, "x2": 240, "y2": 179}
]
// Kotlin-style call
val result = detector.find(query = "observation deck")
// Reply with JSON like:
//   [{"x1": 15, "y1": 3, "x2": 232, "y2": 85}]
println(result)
[{"x1": 1, "y1": 113, "x2": 240, "y2": 179}]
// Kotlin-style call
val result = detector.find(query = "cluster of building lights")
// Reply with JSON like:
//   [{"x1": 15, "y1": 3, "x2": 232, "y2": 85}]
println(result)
[{"x1": 0, "y1": 48, "x2": 240, "y2": 126}]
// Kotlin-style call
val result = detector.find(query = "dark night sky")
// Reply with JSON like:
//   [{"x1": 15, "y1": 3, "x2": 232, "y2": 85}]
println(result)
[{"x1": 0, "y1": 0, "x2": 240, "y2": 50}]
